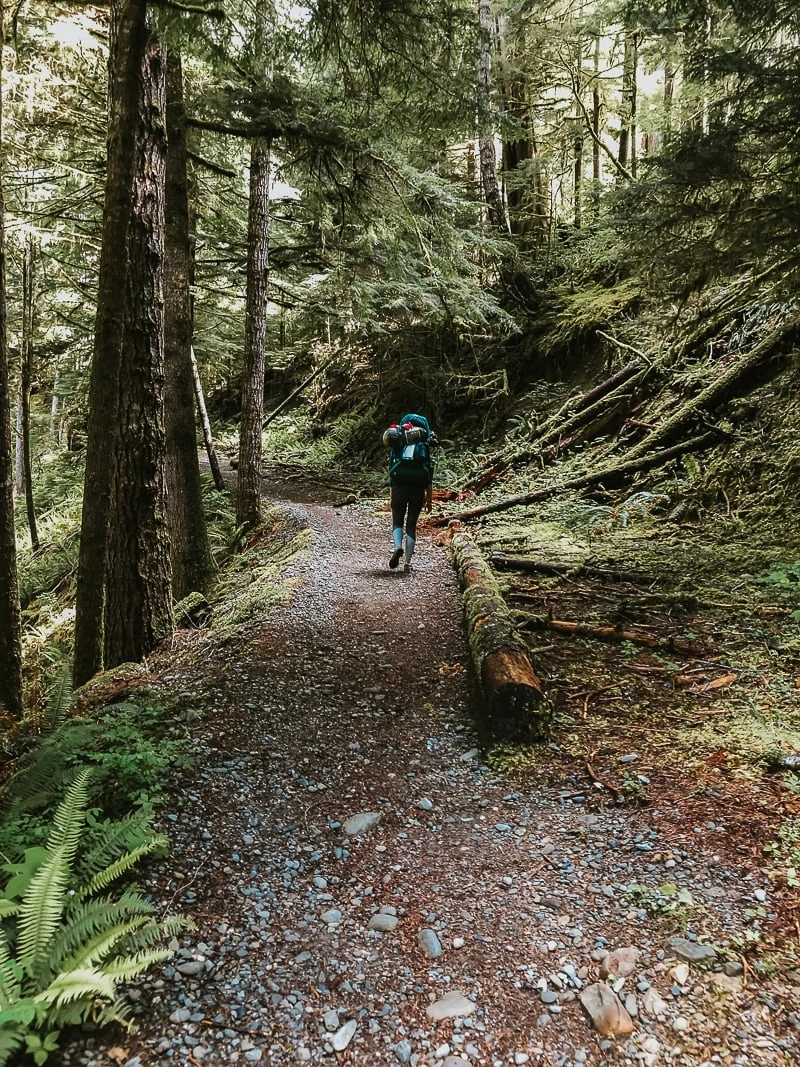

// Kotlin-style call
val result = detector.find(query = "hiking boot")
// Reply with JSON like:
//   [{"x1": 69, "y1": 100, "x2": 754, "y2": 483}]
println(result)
[
  {"x1": 403, "y1": 562, "x2": 413, "y2": 574},
  {"x1": 389, "y1": 547, "x2": 403, "y2": 569}
]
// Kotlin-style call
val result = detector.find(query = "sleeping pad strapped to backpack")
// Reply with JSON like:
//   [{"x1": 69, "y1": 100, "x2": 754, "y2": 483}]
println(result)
[{"x1": 383, "y1": 413, "x2": 434, "y2": 486}]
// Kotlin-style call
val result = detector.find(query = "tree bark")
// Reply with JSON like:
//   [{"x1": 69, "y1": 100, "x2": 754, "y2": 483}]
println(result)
[
  {"x1": 191, "y1": 345, "x2": 225, "y2": 491},
  {"x1": 104, "y1": 34, "x2": 173, "y2": 668},
  {"x1": 21, "y1": 236, "x2": 39, "y2": 551},
  {"x1": 0, "y1": 0, "x2": 23, "y2": 717},
  {"x1": 73, "y1": 0, "x2": 149, "y2": 686},
  {"x1": 477, "y1": 0, "x2": 506, "y2": 231},
  {"x1": 591, "y1": 35, "x2": 601, "y2": 213},
  {"x1": 449, "y1": 526, "x2": 550, "y2": 742},
  {"x1": 491, "y1": 553, "x2": 646, "y2": 585},
  {"x1": 163, "y1": 48, "x2": 214, "y2": 598},
  {"x1": 517, "y1": 614, "x2": 703, "y2": 656},
  {"x1": 237, "y1": 134, "x2": 270, "y2": 528},
  {"x1": 618, "y1": 27, "x2": 638, "y2": 174}
]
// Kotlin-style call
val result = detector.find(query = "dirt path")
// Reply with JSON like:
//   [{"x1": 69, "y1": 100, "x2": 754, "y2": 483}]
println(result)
[{"x1": 62, "y1": 481, "x2": 799, "y2": 1067}]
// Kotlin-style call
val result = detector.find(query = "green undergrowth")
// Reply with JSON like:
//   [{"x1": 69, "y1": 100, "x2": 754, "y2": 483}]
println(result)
[
  {"x1": 0, "y1": 677, "x2": 196, "y2": 1064},
  {"x1": 210, "y1": 504, "x2": 311, "y2": 627}
]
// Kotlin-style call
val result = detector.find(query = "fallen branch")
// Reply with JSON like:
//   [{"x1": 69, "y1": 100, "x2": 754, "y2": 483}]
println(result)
[
  {"x1": 516, "y1": 613, "x2": 706, "y2": 655},
  {"x1": 585, "y1": 760, "x2": 624, "y2": 801},
  {"x1": 490, "y1": 553, "x2": 648, "y2": 585},
  {"x1": 626, "y1": 313, "x2": 800, "y2": 460},
  {"x1": 430, "y1": 432, "x2": 717, "y2": 526},
  {"x1": 448, "y1": 525, "x2": 551, "y2": 743},
  {"x1": 457, "y1": 361, "x2": 647, "y2": 495},
  {"x1": 262, "y1": 358, "x2": 333, "y2": 428}
]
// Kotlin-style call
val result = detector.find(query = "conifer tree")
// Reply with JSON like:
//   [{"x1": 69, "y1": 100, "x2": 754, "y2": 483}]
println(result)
[{"x1": 0, "y1": 0, "x2": 23, "y2": 718}]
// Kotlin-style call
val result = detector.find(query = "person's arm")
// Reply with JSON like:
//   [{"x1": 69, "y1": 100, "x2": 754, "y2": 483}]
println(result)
[{"x1": 424, "y1": 484, "x2": 433, "y2": 512}]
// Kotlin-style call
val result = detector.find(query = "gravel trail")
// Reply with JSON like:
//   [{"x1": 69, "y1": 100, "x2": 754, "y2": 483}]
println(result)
[{"x1": 60, "y1": 484, "x2": 799, "y2": 1067}]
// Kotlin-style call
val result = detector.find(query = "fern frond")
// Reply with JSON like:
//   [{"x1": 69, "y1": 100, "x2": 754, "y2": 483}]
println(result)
[
  {"x1": 79, "y1": 836, "x2": 167, "y2": 900},
  {"x1": 47, "y1": 770, "x2": 91, "y2": 858},
  {"x1": 0, "y1": 951, "x2": 23, "y2": 1010},
  {"x1": 0, "y1": 1030, "x2": 25, "y2": 1067},
  {"x1": 16, "y1": 844, "x2": 71, "y2": 981},
  {"x1": 48, "y1": 893, "x2": 154, "y2": 971},
  {"x1": 113, "y1": 913, "x2": 193, "y2": 959},
  {"x1": 0, "y1": 745, "x2": 70, "y2": 817},
  {"x1": 100, "y1": 945, "x2": 174, "y2": 983},
  {"x1": 92, "y1": 996, "x2": 134, "y2": 1030},
  {"x1": 0, "y1": 902, "x2": 20, "y2": 920},
  {"x1": 60, "y1": 916, "x2": 152, "y2": 972},
  {"x1": 42, "y1": 667, "x2": 73, "y2": 736},
  {"x1": 32, "y1": 966, "x2": 116, "y2": 1009},
  {"x1": 77, "y1": 809, "x2": 155, "y2": 879}
]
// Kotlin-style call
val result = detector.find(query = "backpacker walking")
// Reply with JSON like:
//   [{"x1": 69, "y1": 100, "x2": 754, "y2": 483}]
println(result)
[{"x1": 383, "y1": 413, "x2": 436, "y2": 574}]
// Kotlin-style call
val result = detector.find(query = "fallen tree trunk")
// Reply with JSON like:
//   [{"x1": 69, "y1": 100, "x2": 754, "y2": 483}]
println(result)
[
  {"x1": 626, "y1": 313, "x2": 800, "y2": 460},
  {"x1": 490, "y1": 553, "x2": 648, "y2": 585},
  {"x1": 448, "y1": 526, "x2": 551, "y2": 743},
  {"x1": 536, "y1": 370, "x2": 650, "y2": 451},
  {"x1": 516, "y1": 613, "x2": 705, "y2": 655},
  {"x1": 457, "y1": 362, "x2": 648, "y2": 495},
  {"x1": 430, "y1": 432, "x2": 717, "y2": 526}
]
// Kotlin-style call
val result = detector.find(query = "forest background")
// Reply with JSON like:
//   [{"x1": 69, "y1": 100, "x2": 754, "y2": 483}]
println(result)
[{"x1": 1, "y1": 0, "x2": 800, "y2": 1059}]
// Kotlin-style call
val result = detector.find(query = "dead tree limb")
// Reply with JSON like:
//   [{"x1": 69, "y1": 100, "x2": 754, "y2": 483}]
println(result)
[
  {"x1": 431, "y1": 432, "x2": 717, "y2": 526},
  {"x1": 262, "y1": 358, "x2": 333, "y2": 429},
  {"x1": 516, "y1": 614, "x2": 705, "y2": 655},
  {"x1": 191, "y1": 346, "x2": 225, "y2": 491},
  {"x1": 458, "y1": 361, "x2": 646, "y2": 495},
  {"x1": 626, "y1": 313, "x2": 800, "y2": 460},
  {"x1": 490, "y1": 554, "x2": 648, "y2": 585},
  {"x1": 448, "y1": 526, "x2": 551, "y2": 743}
]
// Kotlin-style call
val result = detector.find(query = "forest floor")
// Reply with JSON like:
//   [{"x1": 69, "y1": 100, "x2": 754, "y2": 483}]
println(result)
[{"x1": 58, "y1": 467, "x2": 800, "y2": 1067}]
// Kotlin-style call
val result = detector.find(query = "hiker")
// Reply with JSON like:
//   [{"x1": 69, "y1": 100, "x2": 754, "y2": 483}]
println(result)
[{"x1": 383, "y1": 413, "x2": 435, "y2": 574}]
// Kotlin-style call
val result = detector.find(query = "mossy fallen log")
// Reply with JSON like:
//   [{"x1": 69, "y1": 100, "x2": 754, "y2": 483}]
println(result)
[
  {"x1": 430, "y1": 432, "x2": 717, "y2": 526},
  {"x1": 448, "y1": 525, "x2": 551, "y2": 743}
]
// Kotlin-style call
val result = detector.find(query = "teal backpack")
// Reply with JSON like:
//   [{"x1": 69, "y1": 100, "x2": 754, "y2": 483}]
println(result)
[{"x1": 384, "y1": 413, "x2": 435, "y2": 486}]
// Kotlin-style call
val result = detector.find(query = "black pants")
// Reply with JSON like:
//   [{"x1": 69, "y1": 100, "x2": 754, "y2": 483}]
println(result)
[{"x1": 391, "y1": 483, "x2": 425, "y2": 540}]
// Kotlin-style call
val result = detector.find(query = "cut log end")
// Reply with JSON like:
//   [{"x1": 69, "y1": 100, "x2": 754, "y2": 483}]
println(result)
[{"x1": 481, "y1": 647, "x2": 551, "y2": 743}]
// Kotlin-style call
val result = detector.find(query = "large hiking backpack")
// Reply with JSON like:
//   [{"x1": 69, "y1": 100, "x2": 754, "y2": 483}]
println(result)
[{"x1": 384, "y1": 412, "x2": 435, "y2": 486}]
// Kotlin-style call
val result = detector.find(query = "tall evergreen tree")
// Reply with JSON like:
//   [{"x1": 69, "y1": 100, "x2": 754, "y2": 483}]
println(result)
[
  {"x1": 164, "y1": 48, "x2": 214, "y2": 597},
  {"x1": 104, "y1": 33, "x2": 173, "y2": 668},
  {"x1": 0, "y1": 0, "x2": 23, "y2": 718},
  {"x1": 237, "y1": 0, "x2": 273, "y2": 530},
  {"x1": 73, "y1": 0, "x2": 149, "y2": 686}
]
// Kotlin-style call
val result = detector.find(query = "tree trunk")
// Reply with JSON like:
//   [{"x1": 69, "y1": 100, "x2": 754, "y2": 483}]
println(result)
[
  {"x1": 50, "y1": 367, "x2": 62, "y2": 445},
  {"x1": 104, "y1": 34, "x2": 173, "y2": 668},
  {"x1": 618, "y1": 27, "x2": 637, "y2": 170},
  {"x1": 191, "y1": 345, "x2": 225, "y2": 491},
  {"x1": 477, "y1": 0, "x2": 506, "y2": 231},
  {"x1": 237, "y1": 132, "x2": 271, "y2": 529},
  {"x1": 591, "y1": 35, "x2": 601, "y2": 212},
  {"x1": 573, "y1": 36, "x2": 584, "y2": 228},
  {"x1": 14, "y1": 394, "x2": 23, "y2": 495},
  {"x1": 163, "y1": 48, "x2": 214, "y2": 598},
  {"x1": 21, "y1": 236, "x2": 39, "y2": 551},
  {"x1": 0, "y1": 1, "x2": 23, "y2": 718},
  {"x1": 73, "y1": 0, "x2": 149, "y2": 686},
  {"x1": 449, "y1": 526, "x2": 550, "y2": 743}
]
